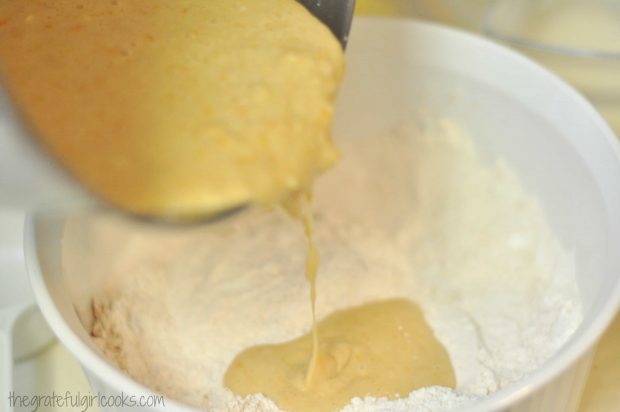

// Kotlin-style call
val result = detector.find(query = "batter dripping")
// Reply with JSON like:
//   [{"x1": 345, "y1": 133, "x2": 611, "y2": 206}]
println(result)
[
  {"x1": 225, "y1": 299, "x2": 456, "y2": 412},
  {"x1": 225, "y1": 193, "x2": 456, "y2": 412},
  {"x1": 0, "y1": 1, "x2": 456, "y2": 410}
]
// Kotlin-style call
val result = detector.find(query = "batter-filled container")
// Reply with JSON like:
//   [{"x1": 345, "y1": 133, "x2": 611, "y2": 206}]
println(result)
[{"x1": 25, "y1": 18, "x2": 620, "y2": 412}]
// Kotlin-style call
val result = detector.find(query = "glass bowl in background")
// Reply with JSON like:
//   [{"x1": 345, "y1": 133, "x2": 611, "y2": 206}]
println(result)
[
  {"x1": 482, "y1": 0, "x2": 620, "y2": 133},
  {"x1": 356, "y1": 0, "x2": 620, "y2": 134}
]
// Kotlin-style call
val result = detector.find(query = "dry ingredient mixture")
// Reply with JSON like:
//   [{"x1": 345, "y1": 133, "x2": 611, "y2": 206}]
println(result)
[{"x1": 84, "y1": 119, "x2": 582, "y2": 411}]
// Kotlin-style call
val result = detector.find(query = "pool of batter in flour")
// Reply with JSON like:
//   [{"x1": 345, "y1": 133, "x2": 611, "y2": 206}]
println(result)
[{"x1": 87, "y1": 120, "x2": 582, "y2": 412}]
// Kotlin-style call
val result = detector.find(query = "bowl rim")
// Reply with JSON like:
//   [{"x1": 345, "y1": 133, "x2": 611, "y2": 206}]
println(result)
[
  {"x1": 24, "y1": 17, "x2": 620, "y2": 412},
  {"x1": 23, "y1": 215, "x2": 200, "y2": 411}
]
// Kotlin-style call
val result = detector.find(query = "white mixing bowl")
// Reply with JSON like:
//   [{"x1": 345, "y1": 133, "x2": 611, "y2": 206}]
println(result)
[{"x1": 24, "y1": 18, "x2": 620, "y2": 412}]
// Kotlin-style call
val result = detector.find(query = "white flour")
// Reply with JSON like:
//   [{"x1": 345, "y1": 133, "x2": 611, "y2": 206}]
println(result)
[{"x1": 83, "y1": 119, "x2": 582, "y2": 411}]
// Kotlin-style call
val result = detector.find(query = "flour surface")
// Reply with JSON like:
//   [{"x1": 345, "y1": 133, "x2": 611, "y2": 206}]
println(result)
[{"x1": 84, "y1": 119, "x2": 582, "y2": 411}]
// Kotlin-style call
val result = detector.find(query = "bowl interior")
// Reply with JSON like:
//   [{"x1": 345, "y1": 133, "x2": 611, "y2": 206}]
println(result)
[{"x1": 26, "y1": 18, "x2": 620, "y2": 411}]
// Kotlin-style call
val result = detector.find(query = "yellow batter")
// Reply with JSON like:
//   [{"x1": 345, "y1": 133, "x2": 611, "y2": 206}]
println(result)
[
  {"x1": 282, "y1": 192, "x2": 322, "y2": 386},
  {"x1": 231, "y1": 195, "x2": 456, "y2": 412},
  {"x1": 0, "y1": 0, "x2": 343, "y2": 219},
  {"x1": 225, "y1": 299, "x2": 456, "y2": 412},
  {"x1": 0, "y1": 1, "x2": 456, "y2": 410}
]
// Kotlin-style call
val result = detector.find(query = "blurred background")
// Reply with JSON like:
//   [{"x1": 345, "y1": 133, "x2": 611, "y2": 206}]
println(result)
[{"x1": 357, "y1": 0, "x2": 620, "y2": 134}]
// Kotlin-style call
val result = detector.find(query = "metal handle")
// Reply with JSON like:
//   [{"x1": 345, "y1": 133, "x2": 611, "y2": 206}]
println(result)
[{"x1": 297, "y1": 0, "x2": 356, "y2": 48}]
